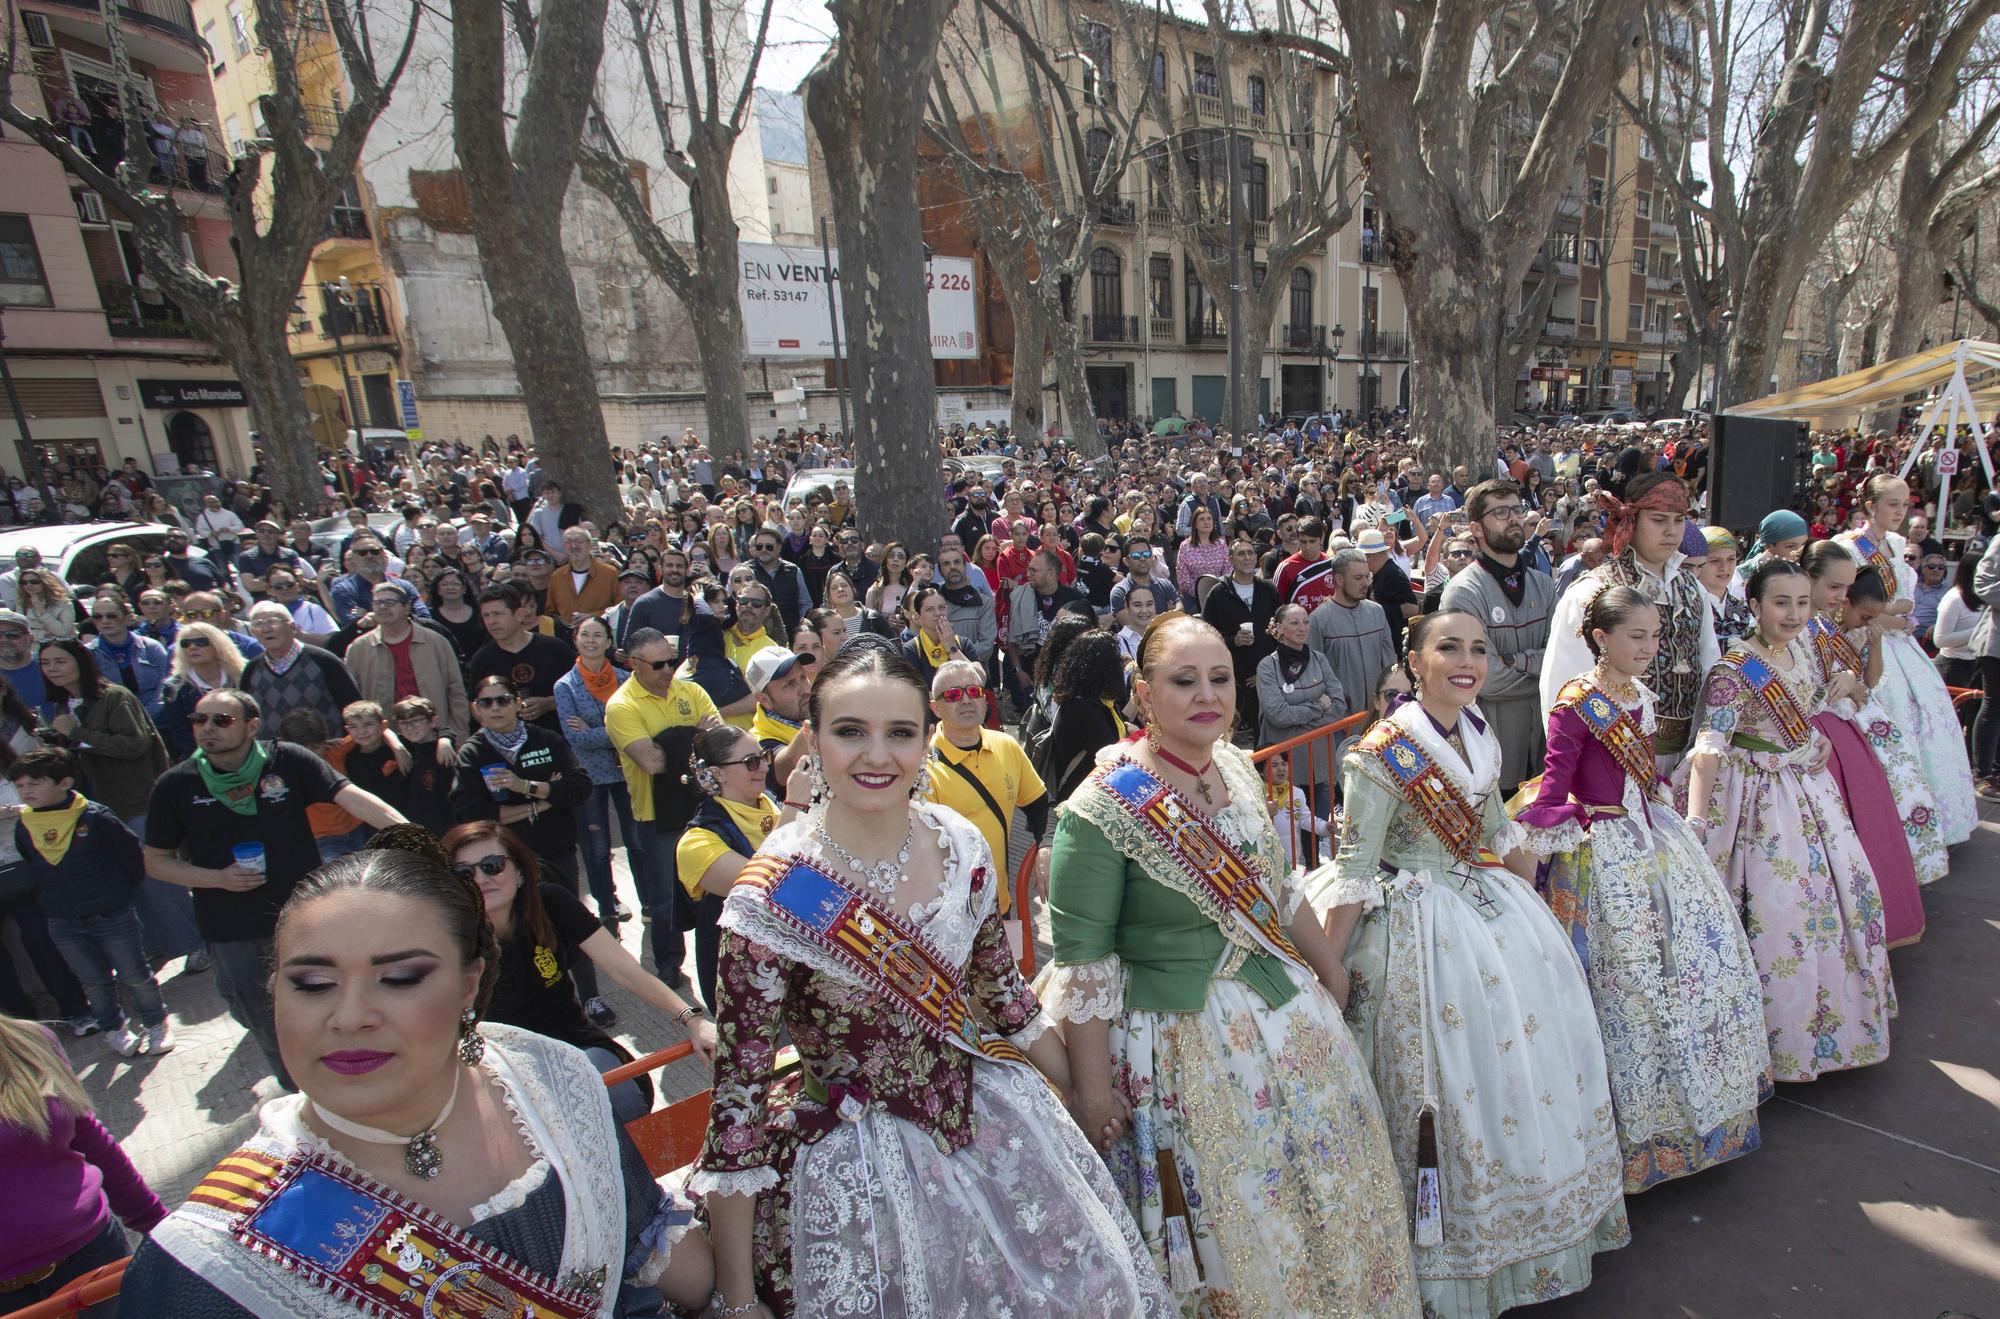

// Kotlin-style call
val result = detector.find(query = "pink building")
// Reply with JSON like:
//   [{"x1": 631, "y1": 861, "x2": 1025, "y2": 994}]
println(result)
[{"x1": 0, "y1": 0, "x2": 252, "y2": 482}]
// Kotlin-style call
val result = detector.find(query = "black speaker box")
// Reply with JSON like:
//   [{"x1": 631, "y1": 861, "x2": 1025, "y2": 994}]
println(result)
[{"x1": 1710, "y1": 415, "x2": 1812, "y2": 533}]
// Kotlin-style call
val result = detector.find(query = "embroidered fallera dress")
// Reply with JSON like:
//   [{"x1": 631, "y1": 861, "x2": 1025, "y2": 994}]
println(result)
[
  {"x1": 128, "y1": 1024, "x2": 690, "y2": 1318},
  {"x1": 690, "y1": 805, "x2": 1168, "y2": 1317},
  {"x1": 1305, "y1": 701, "x2": 1628, "y2": 1319},
  {"x1": 1673, "y1": 640, "x2": 1897, "y2": 1082},
  {"x1": 1044, "y1": 743, "x2": 1420, "y2": 1318},
  {"x1": 1837, "y1": 528, "x2": 1977, "y2": 846},
  {"x1": 1517, "y1": 677, "x2": 1771, "y2": 1193},
  {"x1": 1803, "y1": 616, "x2": 1936, "y2": 944}
]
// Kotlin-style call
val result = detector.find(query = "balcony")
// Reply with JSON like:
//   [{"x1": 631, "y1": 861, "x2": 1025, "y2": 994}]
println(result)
[
  {"x1": 1544, "y1": 316, "x2": 1578, "y2": 339},
  {"x1": 302, "y1": 103, "x2": 343, "y2": 140},
  {"x1": 100, "y1": 284, "x2": 204, "y2": 339},
  {"x1": 1282, "y1": 323, "x2": 1325, "y2": 351},
  {"x1": 1085, "y1": 313, "x2": 1138, "y2": 344},
  {"x1": 1149, "y1": 315, "x2": 1177, "y2": 343},
  {"x1": 1097, "y1": 197, "x2": 1136, "y2": 228},
  {"x1": 1646, "y1": 273, "x2": 1676, "y2": 293},
  {"x1": 324, "y1": 208, "x2": 371, "y2": 242},
  {"x1": 1555, "y1": 190, "x2": 1583, "y2": 219},
  {"x1": 1650, "y1": 215, "x2": 1676, "y2": 238},
  {"x1": 1187, "y1": 91, "x2": 1224, "y2": 123},
  {"x1": 1185, "y1": 319, "x2": 1228, "y2": 348},
  {"x1": 1354, "y1": 328, "x2": 1409, "y2": 358},
  {"x1": 1360, "y1": 238, "x2": 1386, "y2": 264},
  {"x1": 1641, "y1": 328, "x2": 1669, "y2": 345},
  {"x1": 41, "y1": 0, "x2": 201, "y2": 48},
  {"x1": 1249, "y1": 218, "x2": 1270, "y2": 244},
  {"x1": 1146, "y1": 198, "x2": 1171, "y2": 225}
]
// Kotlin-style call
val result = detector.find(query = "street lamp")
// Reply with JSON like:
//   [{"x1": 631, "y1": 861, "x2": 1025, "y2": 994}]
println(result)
[
  {"x1": 1716, "y1": 309, "x2": 1737, "y2": 415},
  {"x1": 1673, "y1": 308, "x2": 1700, "y2": 416},
  {"x1": 319, "y1": 276, "x2": 365, "y2": 448},
  {"x1": 1327, "y1": 323, "x2": 1345, "y2": 412}
]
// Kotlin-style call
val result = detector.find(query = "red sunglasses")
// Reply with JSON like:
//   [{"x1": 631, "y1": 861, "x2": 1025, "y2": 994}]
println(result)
[{"x1": 937, "y1": 685, "x2": 988, "y2": 703}]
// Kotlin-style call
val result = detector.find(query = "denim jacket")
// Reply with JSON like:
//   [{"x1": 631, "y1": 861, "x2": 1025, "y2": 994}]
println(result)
[{"x1": 553, "y1": 664, "x2": 629, "y2": 785}]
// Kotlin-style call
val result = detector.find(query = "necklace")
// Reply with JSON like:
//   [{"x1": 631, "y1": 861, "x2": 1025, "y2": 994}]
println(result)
[
  {"x1": 310, "y1": 1065, "x2": 463, "y2": 1180},
  {"x1": 1592, "y1": 664, "x2": 1641, "y2": 703},
  {"x1": 1151, "y1": 742, "x2": 1216, "y2": 806},
  {"x1": 814, "y1": 816, "x2": 914, "y2": 898}
]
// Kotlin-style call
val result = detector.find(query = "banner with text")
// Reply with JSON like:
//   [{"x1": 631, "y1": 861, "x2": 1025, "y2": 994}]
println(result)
[{"x1": 739, "y1": 242, "x2": 978, "y2": 360}]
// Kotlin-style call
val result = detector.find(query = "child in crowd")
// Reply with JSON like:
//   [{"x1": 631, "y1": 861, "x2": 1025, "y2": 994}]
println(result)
[
  {"x1": 388, "y1": 697, "x2": 457, "y2": 834},
  {"x1": 337, "y1": 700, "x2": 409, "y2": 818},
  {"x1": 1114, "y1": 588, "x2": 1155, "y2": 662},
  {"x1": 275, "y1": 708, "x2": 369, "y2": 862},
  {"x1": 7, "y1": 747, "x2": 172, "y2": 1057},
  {"x1": 1263, "y1": 753, "x2": 1331, "y2": 868}
]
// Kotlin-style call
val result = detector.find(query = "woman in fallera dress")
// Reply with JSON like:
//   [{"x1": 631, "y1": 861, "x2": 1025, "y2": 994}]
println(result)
[
  {"x1": 1836, "y1": 474, "x2": 1977, "y2": 845},
  {"x1": 1517, "y1": 587, "x2": 1770, "y2": 1194},
  {"x1": 1305, "y1": 609, "x2": 1628, "y2": 1319},
  {"x1": 693, "y1": 638, "x2": 1166, "y2": 1319},
  {"x1": 1045, "y1": 613, "x2": 1419, "y2": 1317},
  {"x1": 1678, "y1": 560, "x2": 1897, "y2": 1082}
]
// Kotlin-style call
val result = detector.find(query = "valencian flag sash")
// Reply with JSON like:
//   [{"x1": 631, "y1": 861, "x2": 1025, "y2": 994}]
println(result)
[
  {"x1": 1359, "y1": 722, "x2": 1506, "y2": 867},
  {"x1": 186, "y1": 1147, "x2": 600, "y2": 1318},
  {"x1": 733, "y1": 853, "x2": 1030, "y2": 1068},
  {"x1": 1721, "y1": 650, "x2": 1813, "y2": 750},
  {"x1": 1555, "y1": 679, "x2": 1658, "y2": 789},
  {"x1": 1850, "y1": 532, "x2": 1900, "y2": 601},
  {"x1": 1806, "y1": 616, "x2": 1865, "y2": 678},
  {"x1": 1094, "y1": 759, "x2": 1305, "y2": 967}
]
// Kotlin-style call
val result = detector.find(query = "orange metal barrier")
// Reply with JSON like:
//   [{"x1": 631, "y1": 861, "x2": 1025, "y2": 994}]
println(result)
[
  {"x1": 1012, "y1": 843, "x2": 1042, "y2": 977},
  {"x1": 1250, "y1": 711, "x2": 1370, "y2": 868},
  {"x1": 1, "y1": 1259, "x2": 128, "y2": 1319},
  {"x1": 604, "y1": 1040, "x2": 714, "y2": 1177},
  {"x1": 1949, "y1": 685, "x2": 1980, "y2": 709}
]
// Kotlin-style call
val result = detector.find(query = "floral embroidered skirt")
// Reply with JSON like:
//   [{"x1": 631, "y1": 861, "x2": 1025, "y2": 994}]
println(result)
[
  {"x1": 781, "y1": 1062, "x2": 1172, "y2": 1317},
  {"x1": 1339, "y1": 863, "x2": 1630, "y2": 1319},
  {"x1": 1876, "y1": 631, "x2": 1977, "y2": 848},
  {"x1": 1539, "y1": 810, "x2": 1772, "y2": 1193},
  {"x1": 1100, "y1": 965, "x2": 1420, "y2": 1318},
  {"x1": 1812, "y1": 711, "x2": 1928, "y2": 947},
  {"x1": 1681, "y1": 749, "x2": 1897, "y2": 1082}
]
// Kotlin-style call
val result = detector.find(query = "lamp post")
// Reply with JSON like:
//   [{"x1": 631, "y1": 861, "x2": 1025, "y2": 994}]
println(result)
[
  {"x1": 1673, "y1": 309, "x2": 1699, "y2": 415},
  {"x1": 1327, "y1": 323, "x2": 1345, "y2": 413},
  {"x1": 319, "y1": 277, "x2": 365, "y2": 446},
  {"x1": 1716, "y1": 309, "x2": 1737, "y2": 415}
]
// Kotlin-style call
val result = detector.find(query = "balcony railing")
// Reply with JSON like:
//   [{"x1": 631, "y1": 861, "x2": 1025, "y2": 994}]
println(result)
[
  {"x1": 302, "y1": 104, "x2": 343, "y2": 139},
  {"x1": 1249, "y1": 218, "x2": 1270, "y2": 244},
  {"x1": 1149, "y1": 315, "x2": 1177, "y2": 342},
  {"x1": 1360, "y1": 238, "x2": 1385, "y2": 264},
  {"x1": 1282, "y1": 323, "x2": 1324, "y2": 351},
  {"x1": 1085, "y1": 313, "x2": 1138, "y2": 344},
  {"x1": 1188, "y1": 91, "x2": 1224, "y2": 122},
  {"x1": 325, "y1": 209, "x2": 371, "y2": 241},
  {"x1": 1646, "y1": 273, "x2": 1675, "y2": 292},
  {"x1": 1650, "y1": 216, "x2": 1676, "y2": 237},
  {"x1": 1544, "y1": 317, "x2": 1577, "y2": 338},
  {"x1": 1146, "y1": 198, "x2": 1171, "y2": 225},
  {"x1": 1097, "y1": 198, "x2": 1136, "y2": 228},
  {"x1": 1185, "y1": 319, "x2": 1228, "y2": 347},
  {"x1": 1354, "y1": 328, "x2": 1409, "y2": 358},
  {"x1": 1555, "y1": 190, "x2": 1583, "y2": 218},
  {"x1": 1641, "y1": 328, "x2": 1669, "y2": 345},
  {"x1": 101, "y1": 284, "x2": 204, "y2": 339},
  {"x1": 42, "y1": 0, "x2": 200, "y2": 45}
]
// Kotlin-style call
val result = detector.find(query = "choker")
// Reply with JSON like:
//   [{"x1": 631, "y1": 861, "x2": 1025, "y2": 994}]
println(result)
[{"x1": 310, "y1": 1066, "x2": 462, "y2": 1179}]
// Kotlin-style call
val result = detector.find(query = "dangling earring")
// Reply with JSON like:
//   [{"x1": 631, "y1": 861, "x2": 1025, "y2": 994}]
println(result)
[
  {"x1": 911, "y1": 763, "x2": 934, "y2": 798},
  {"x1": 457, "y1": 1007, "x2": 485, "y2": 1065},
  {"x1": 809, "y1": 757, "x2": 830, "y2": 807},
  {"x1": 1144, "y1": 722, "x2": 1162, "y2": 752}
]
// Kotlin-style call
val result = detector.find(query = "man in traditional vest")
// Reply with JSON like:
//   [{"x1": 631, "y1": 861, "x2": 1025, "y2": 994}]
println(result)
[{"x1": 1540, "y1": 471, "x2": 1719, "y2": 768}]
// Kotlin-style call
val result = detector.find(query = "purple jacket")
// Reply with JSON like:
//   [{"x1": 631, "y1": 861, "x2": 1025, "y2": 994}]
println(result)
[{"x1": 1518, "y1": 704, "x2": 1660, "y2": 832}]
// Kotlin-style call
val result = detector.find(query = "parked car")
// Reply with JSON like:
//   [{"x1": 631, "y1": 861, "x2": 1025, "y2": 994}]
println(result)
[
  {"x1": 782, "y1": 467, "x2": 857, "y2": 518},
  {"x1": 0, "y1": 522, "x2": 210, "y2": 597},
  {"x1": 308, "y1": 510, "x2": 406, "y2": 561}
]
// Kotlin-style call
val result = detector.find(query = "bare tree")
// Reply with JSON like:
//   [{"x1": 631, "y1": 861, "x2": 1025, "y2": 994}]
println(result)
[
  {"x1": 1499, "y1": 274, "x2": 1560, "y2": 414},
  {"x1": 451, "y1": 0, "x2": 619, "y2": 522},
  {"x1": 1627, "y1": 0, "x2": 1999, "y2": 410},
  {"x1": 575, "y1": 0, "x2": 774, "y2": 463},
  {"x1": 0, "y1": 0, "x2": 420, "y2": 510},
  {"x1": 1136, "y1": 0, "x2": 1356, "y2": 437},
  {"x1": 1325, "y1": 0, "x2": 1648, "y2": 473},
  {"x1": 925, "y1": 0, "x2": 1151, "y2": 453},
  {"x1": 806, "y1": 0, "x2": 955, "y2": 552}
]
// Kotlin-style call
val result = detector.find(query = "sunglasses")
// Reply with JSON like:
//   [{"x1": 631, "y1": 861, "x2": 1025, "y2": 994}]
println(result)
[
  {"x1": 268, "y1": 579, "x2": 298, "y2": 589},
  {"x1": 184, "y1": 608, "x2": 224, "y2": 621},
  {"x1": 186, "y1": 712, "x2": 240, "y2": 728},
  {"x1": 89, "y1": 612, "x2": 124, "y2": 622},
  {"x1": 629, "y1": 655, "x2": 676, "y2": 672},
  {"x1": 355, "y1": 548, "x2": 384, "y2": 557},
  {"x1": 718, "y1": 748, "x2": 775, "y2": 769},
  {"x1": 451, "y1": 854, "x2": 510, "y2": 880},
  {"x1": 473, "y1": 694, "x2": 517, "y2": 708},
  {"x1": 178, "y1": 637, "x2": 212, "y2": 650},
  {"x1": 937, "y1": 685, "x2": 988, "y2": 703},
  {"x1": 734, "y1": 596, "x2": 770, "y2": 608}
]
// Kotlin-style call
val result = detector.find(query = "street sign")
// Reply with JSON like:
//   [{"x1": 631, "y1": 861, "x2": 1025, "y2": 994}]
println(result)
[
  {"x1": 1938, "y1": 448, "x2": 1959, "y2": 475},
  {"x1": 396, "y1": 380, "x2": 420, "y2": 429}
]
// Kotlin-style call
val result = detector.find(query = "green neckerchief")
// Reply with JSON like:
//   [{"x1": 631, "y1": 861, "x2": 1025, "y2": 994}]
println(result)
[{"x1": 193, "y1": 740, "x2": 271, "y2": 815}]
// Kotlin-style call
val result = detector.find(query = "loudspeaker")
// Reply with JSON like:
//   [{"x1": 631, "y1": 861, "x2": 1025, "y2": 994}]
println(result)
[{"x1": 1709, "y1": 415, "x2": 1812, "y2": 533}]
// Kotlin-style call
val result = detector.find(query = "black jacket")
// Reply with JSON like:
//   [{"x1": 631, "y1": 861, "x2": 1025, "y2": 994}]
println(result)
[
  {"x1": 16, "y1": 798, "x2": 144, "y2": 921},
  {"x1": 1199, "y1": 575, "x2": 1280, "y2": 684}
]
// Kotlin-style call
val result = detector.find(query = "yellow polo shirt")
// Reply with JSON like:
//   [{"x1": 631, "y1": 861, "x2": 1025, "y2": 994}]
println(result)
[
  {"x1": 675, "y1": 795, "x2": 778, "y2": 899},
  {"x1": 604, "y1": 674, "x2": 717, "y2": 820},
  {"x1": 721, "y1": 625, "x2": 779, "y2": 730},
  {"x1": 923, "y1": 727, "x2": 1045, "y2": 914}
]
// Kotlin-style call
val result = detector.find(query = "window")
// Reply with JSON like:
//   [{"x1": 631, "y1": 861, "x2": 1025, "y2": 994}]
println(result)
[
  {"x1": 1637, "y1": 134, "x2": 1653, "y2": 160},
  {"x1": 1152, "y1": 52, "x2": 1166, "y2": 90},
  {"x1": 1193, "y1": 54, "x2": 1219, "y2": 98},
  {"x1": 1149, "y1": 255, "x2": 1172, "y2": 320},
  {"x1": 1251, "y1": 261, "x2": 1266, "y2": 290},
  {"x1": 1635, "y1": 190, "x2": 1652, "y2": 218},
  {"x1": 1247, "y1": 75, "x2": 1267, "y2": 117},
  {"x1": 1549, "y1": 230, "x2": 1578, "y2": 262},
  {"x1": 224, "y1": 114, "x2": 244, "y2": 157},
  {"x1": 1143, "y1": 141, "x2": 1170, "y2": 214},
  {"x1": 1581, "y1": 238, "x2": 1601, "y2": 265},
  {"x1": 1579, "y1": 298, "x2": 1597, "y2": 327},
  {"x1": 202, "y1": 20, "x2": 223, "y2": 70},
  {"x1": 227, "y1": 2, "x2": 251, "y2": 54},
  {"x1": 1627, "y1": 302, "x2": 1643, "y2": 331},
  {"x1": 1589, "y1": 115, "x2": 1606, "y2": 145},
  {"x1": 1245, "y1": 158, "x2": 1268, "y2": 220},
  {"x1": 1587, "y1": 177, "x2": 1604, "y2": 206},
  {"x1": 767, "y1": 176, "x2": 777, "y2": 194},
  {"x1": 1185, "y1": 258, "x2": 1223, "y2": 337},
  {"x1": 1633, "y1": 247, "x2": 1648, "y2": 277},
  {"x1": 0, "y1": 216, "x2": 52, "y2": 307},
  {"x1": 1081, "y1": 22, "x2": 1112, "y2": 105},
  {"x1": 1085, "y1": 128, "x2": 1113, "y2": 190},
  {"x1": 1090, "y1": 247, "x2": 1123, "y2": 318},
  {"x1": 1289, "y1": 267, "x2": 1312, "y2": 329}
]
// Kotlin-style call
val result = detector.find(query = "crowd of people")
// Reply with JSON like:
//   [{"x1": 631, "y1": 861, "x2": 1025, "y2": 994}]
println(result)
[{"x1": 0, "y1": 406, "x2": 1990, "y2": 1317}]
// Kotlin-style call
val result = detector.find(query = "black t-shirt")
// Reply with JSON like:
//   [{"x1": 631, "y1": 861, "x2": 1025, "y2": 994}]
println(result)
[
  {"x1": 1371, "y1": 559, "x2": 1421, "y2": 654},
  {"x1": 467, "y1": 634, "x2": 577, "y2": 730},
  {"x1": 342, "y1": 740, "x2": 405, "y2": 810},
  {"x1": 145, "y1": 740, "x2": 349, "y2": 942},
  {"x1": 486, "y1": 883, "x2": 614, "y2": 1054},
  {"x1": 398, "y1": 736, "x2": 456, "y2": 834}
]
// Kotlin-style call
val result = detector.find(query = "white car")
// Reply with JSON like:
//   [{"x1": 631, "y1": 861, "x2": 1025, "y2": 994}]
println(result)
[
  {"x1": 0, "y1": 521, "x2": 211, "y2": 595},
  {"x1": 781, "y1": 467, "x2": 858, "y2": 518}
]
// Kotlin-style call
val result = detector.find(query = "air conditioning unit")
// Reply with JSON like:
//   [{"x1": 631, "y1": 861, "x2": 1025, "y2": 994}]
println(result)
[
  {"x1": 23, "y1": 12, "x2": 53, "y2": 47},
  {"x1": 293, "y1": 320, "x2": 313, "y2": 334},
  {"x1": 73, "y1": 190, "x2": 107, "y2": 224}
]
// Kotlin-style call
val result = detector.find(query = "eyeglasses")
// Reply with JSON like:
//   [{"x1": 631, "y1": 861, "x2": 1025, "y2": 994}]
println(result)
[
  {"x1": 937, "y1": 685, "x2": 988, "y2": 703},
  {"x1": 186, "y1": 712, "x2": 240, "y2": 728},
  {"x1": 184, "y1": 608, "x2": 223, "y2": 621},
  {"x1": 178, "y1": 637, "x2": 212, "y2": 650},
  {"x1": 719, "y1": 748, "x2": 775, "y2": 770},
  {"x1": 734, "y1": 596, "x2": 770, "y2": 608},
  {"x1": 1481, "y1": 506, "x2": 1526, "y2": 522},
  {"x1": 473, "y1": 694, "x2": 517, "y2": 708},
  {"x1": 451, "y1": 854, "x2": 510, "y2": 881}
]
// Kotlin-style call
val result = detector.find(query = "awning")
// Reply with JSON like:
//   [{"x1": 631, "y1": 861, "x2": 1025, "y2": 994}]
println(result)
[{"x1": 1725, "y1": 339, "x2": 2000, "y2": 425}]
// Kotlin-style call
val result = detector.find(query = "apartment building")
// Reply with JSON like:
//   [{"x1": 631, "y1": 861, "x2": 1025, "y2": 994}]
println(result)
[
  {"x1": 0, "y1": 0, "x2": 252, "y2": 479},
  {"x1": 758, "y1": 89, "x2": 816, "y2": 245}
]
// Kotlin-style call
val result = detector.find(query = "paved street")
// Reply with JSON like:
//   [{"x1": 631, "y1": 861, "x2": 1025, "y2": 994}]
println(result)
[{"x1": 57, "y1": 809, "x2": 2000, "y2": 1317}]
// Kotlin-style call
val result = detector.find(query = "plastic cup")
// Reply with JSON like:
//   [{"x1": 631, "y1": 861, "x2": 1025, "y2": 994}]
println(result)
[
  {"x1": 232, "y1": 842, "x2": 266, "y2": 874},
  {"x1": 480, "y1": 763, "x2": 512, "y2": 799}
]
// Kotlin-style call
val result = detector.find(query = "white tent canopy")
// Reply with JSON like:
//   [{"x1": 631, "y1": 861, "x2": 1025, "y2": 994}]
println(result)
[{"x1": 1726, "y1": 338, "x2": 2000, "y2": 515}]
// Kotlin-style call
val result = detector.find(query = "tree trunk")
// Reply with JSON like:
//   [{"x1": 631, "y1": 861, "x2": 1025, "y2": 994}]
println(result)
[
  {"x1": 1006, "y1": 293, "x2": 1047, "y2": 441},
  {"x1": 1720, "y1": 246, "x2": 1795, "y2": 410},
  {"x1": 805, "y1": 0, "x2": 954, "y2": 554},
  {"x1": 1046, "y1": 313, "x2": 1101, "y2": 457},
  {"x1": 1226, "y1": 280, "x2": 1285, "y2": 433},
  {"x1": 213, "y1": 305, "x2": 326, "y2": 510},
  {"x1": 1498, "y1": 276, "x2": 1560, "y2": 415},
  {"x1": 1403, "y1": 251, "x2": 1502, "y2": 478},
  {"x1": 1664, "y1": 332, "x2": 1703, "y2": 414},
  {"x1": 687, "y1": 178, "x2": 753, "y2": 463}
]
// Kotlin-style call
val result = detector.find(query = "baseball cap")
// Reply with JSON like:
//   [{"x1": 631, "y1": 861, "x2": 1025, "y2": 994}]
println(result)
[
  {"x1": 617, "y1": 566, "x2": 652, "y2": 583},
  {"x1": 744, "y1": 645, "x2": 816, "y2": 693},
  {"x1": 0, "y1": 609, "x2": 28, "y2": 628}
]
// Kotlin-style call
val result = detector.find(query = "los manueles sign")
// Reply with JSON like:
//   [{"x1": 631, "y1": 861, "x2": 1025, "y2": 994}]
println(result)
[{"x1": 137, "y1": 379, "x2": 249, "y2": 408}]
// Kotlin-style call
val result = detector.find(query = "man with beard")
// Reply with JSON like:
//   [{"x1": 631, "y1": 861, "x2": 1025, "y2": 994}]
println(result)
[
  {"x1": 747, "y1": 644, "x2": 815, "y2": 791},
  {"x1": 1440, "y1": 479, "x2": 1556, "y2": 794},
  {"x1": 625, "y1": 547, "x2": 694, "y2": 651},
  {"x1": 1540, "y1": 472, "x2": 1717, "y2": 767},
  {"x1": 1306, "y1": 548, "x2": 1396, "y2": 727},
  {"x1": 1005, "y1": 549, "x2": 1088, "y2": 702}
]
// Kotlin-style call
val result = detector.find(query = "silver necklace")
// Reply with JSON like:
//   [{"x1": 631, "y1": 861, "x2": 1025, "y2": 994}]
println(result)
[
  {"x1": 310, "y1": 1065, "x2": 462, "y2": 1179},
  {"x1": 814, "y1": 817, "x2": 913, "y2": 898}
]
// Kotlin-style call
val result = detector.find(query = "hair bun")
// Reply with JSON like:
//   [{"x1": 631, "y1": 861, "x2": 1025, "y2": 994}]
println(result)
[{"x1": 364, "y1": 823, "x2": 451, "y2": 870}]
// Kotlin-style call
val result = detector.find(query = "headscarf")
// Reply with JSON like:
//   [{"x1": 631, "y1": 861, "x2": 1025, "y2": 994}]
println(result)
[
  {"x1": 1701, "y1": 526, "x2": 1739, "y2": 556},
  {"x1": 1678, "y1": 521, "x2": 1710, "y2": 560},
  {"x1": 1737, "y1": 509, "x2": 1809, "y2": 581},
  {"x1": 1594, "y1": 477, "x2": 1690, "y2": 554}
]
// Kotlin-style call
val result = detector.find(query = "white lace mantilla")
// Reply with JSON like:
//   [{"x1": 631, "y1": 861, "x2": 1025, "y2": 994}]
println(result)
[{"x1": 150, "y1": 1023, "x2": 628, "y2": 1319}]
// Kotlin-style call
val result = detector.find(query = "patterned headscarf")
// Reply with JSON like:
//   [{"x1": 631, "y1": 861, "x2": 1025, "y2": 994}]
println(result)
[{"x1": 1595, "y1": 477, "x2": 1690, "y2": 554}]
